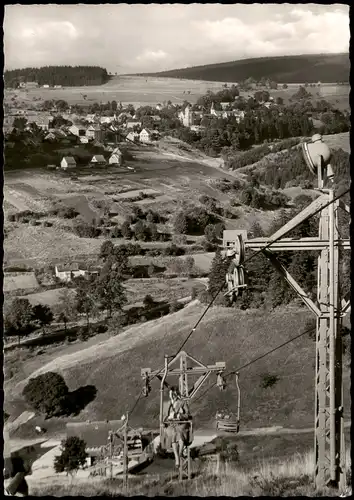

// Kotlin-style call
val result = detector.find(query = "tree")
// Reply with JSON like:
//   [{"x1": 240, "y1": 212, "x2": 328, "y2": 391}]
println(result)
[
  {"x1": 121, "y1": 220, "x2": 132, "y2": 239},
  {"x1": 134, "y1": 220, "x2": 147, "y2": 241},
  {"x1": 95, "y1": 270, "x2": 127, "y2": 318},
  {"x1": 13, "y1": 117, "x2": 27, "y2": 130},
  {"x1": 174, "y1": 212, "x2": 188, "y2": 234},
  {"x1": 149, "y1": 222, "x2": 159, "y2": 241},
  {"x1": 99, "y1": 240, "x2": 114, "y2": 261},
  {"x1": 75, "y1": 277, "x2": 99, "y2": 330},
  {"x1": 143, "y1": 294, "x2": 156, "y2": 310},
  {"x1": 4, "y1": 298, "x2": 35, "y2": 345},
  {"x1": 54, "y1": 437, "x2": 88, "y2": 476},
  {"x1": 32, "y1": 304, "x2": 53, "y2": 335},
  {"x1": 23, "y1": 372, "x2": 69, "y2": 418},
  {"x1": 204, "y1": 224, "x2": 218, "y2": 243},
  {"x1": 208, "y1": 248, "x2": 229, "y2": 298},
  {"x1": 56, "y1": 288, "x2": 77, "y2": 335}
]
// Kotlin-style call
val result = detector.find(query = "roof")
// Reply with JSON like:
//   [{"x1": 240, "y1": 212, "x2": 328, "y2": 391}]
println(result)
[
  {"x1": 56, "y1": 262, "x2": 80, "y2": 272},
  {"x1": 62, "y1": 156, "x2": 76, "y2": 165},
  {"x1": 92, "y1": 155, "x2": 105, "y2": 162},
  {"x1": 87, "y1": 124, "x2": 101, "y2": 131},
  {"x1": 112, "y1": 147, "x2": 122, "y2": 154}
]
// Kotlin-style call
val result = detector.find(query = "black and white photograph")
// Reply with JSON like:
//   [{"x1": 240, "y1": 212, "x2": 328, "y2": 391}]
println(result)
[{"x1": 3, "y1": 3, "x2": 350, "y2": 497}]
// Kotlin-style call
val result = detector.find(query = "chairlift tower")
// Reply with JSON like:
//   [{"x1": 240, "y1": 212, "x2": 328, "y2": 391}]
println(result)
[
  {"x1": 142, "y1": 351, "x2": 226, "y2": 480},
  {"x1": 223, "y1": 134, "x2": 350, "y2": 491}
]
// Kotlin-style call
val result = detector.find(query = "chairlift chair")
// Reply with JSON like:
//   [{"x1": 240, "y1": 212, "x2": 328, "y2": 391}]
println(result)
[{"x1": 215, "y1": 373, "x2": 241, "y2": 433}]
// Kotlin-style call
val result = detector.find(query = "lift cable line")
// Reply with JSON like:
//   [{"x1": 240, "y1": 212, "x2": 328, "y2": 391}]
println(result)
[
  {"x1": 174, "y1": 187, "x2": 349, "y2": 356},
  {"x1": 193, "y1": 325, "x2": 316, "y2": 405},
  {"x1": 127, "y1": 186, "x2": 349, "y2": 419}
]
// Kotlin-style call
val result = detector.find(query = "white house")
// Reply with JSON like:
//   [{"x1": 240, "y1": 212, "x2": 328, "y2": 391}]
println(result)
[
  {"x1": 100, "y1": 115, "x2": 116, "y2": 124},
  {"x1": 90, "y1": 154, "x2": 106, "y2": 165},
  {"x1": 86, "y1": 124, "x2": 102, "y2": 140},
  {"x1": 220, "y1": 102, "x2": 232, "y2": 110},
  {"x1": 178, "y1": 104, "x2": 195, "y2": 127},
  {"x1": 80, "y1": 136, "x2": 89, "y2": 144},
  {"x1": 126, "y1": 131, "x2": 139, "y2": 143},
  {"x1": 60, "y1": 156, "x2": 77, "y2": 170},
  {"x1": 139, "y1": 128, "x2": 158, "y2": 143},
  {"x1": 42, "y1": 84, "x2": 50, "y2": 89},
  {"x1": 55, "y1": 263, "x2": 95, "y2": 282},
  {"x1": 155, "y1": 103, "x2": 163, "y2": 111},
  {"x1": 69, "y1": 124, "x2": 86, "y2": 137},
  {"x1": 109, "y1": 151, "x2": 122, "y2": 165}
]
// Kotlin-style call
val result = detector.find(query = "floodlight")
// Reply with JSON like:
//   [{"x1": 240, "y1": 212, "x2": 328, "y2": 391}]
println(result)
[{"x1": 301, "y1": 134, "x2": 334, "y2": 188}]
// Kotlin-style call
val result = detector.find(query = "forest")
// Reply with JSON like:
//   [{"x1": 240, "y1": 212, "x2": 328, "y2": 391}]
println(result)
[
  {"x1": 138, "y1": 53, "x2": 349, "y2": 84},
  {"x1": 4, "y1": 66, "x2": 110, "y2": 88}
]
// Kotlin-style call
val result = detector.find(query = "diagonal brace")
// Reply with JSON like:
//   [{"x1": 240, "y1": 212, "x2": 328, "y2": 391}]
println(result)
[
  {"x1": 189, "y1": 372, "x2": 211, "y2": 399},
  {"x1": 263, "y1": 249, "x2": 321, "y2": 317}
]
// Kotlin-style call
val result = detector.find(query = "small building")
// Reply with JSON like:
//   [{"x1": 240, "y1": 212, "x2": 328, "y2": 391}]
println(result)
[
  {"x1": 151, "y1": 115, "x2": 161, "y2": 122},
  {"x1": 109, "y1": 149, "x2": 123, "y2": 165},
  {"x1": 139, "y1": 128, "x2": 158, "y2": 143},
  {"x1": 66, "y1": 421, "x2": 146, "y2": 467},
  {"x1": 90, "y1": 154, "x2": 106, "y2": 165},
  {"x1": 86, "y1": 114, "x2": 98, "y2": 123},
  {"x1": 69, "y1": 124, "x2": 86, "y2": 137},
  {"x1": 54, "y1": 85, "x2": 63, "y2": 89},
  {"x1": 100, "y1": 116, "x2": 115, "y2": 124},
  {"x1": 42, "y1": 84, "x2": 50, "y2": 89},
  {"x1": 126, "y1": 131, "x2": 139, "y2": 143},
  {"x1": 55, "y1": 263, "x2": 86, "y2": 281},
  {"x1": 126, "y1": 119, "x2": 142, "y2": 130},
  {"x1": 80, "y1": 136, "x2": 89, "y2": 144},
  {"x1": 86, "y1": 124, "x2": 102, "y2": 141},
  {"x1": 220, "y1": 102, "x2": 232, "y2": 110},
  {"x1": 60, "y1": 156, "x2": 77, "y2": 170},
  {"x1": 155, "y1": 103, "x2": 163, "y2": 111},
  {"x1": 44, "y1": 132, "x2": 57, "y2": 142}
]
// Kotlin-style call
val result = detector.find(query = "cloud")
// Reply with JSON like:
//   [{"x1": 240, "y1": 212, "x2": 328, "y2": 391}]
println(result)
[
  {"x1": 136, "y1": 49, "x2": 168, "y2": 62},
  {"x1": 192, "y1": 7, "x2": 349, "y2": 59},
  {"x1": 3, "y1": 4, "x2": 349, "y2": 73}
]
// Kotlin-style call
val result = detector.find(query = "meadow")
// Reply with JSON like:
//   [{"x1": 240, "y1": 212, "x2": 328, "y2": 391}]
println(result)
[
  {"x1": 28, "y1": 446, "x2": 352, "y2": 497},
  {"x1": 5, "y1": 76, "x2": 350, "y2": 111}
]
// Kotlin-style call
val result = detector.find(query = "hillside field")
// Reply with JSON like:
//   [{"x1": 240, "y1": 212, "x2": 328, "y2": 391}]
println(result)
[
  {"x1": 5, "y1": 301, "x2": 350, "y2": 439},
  {"x1": 4, "y1": 75, "x2": 350, "y2": 111},
  {"x1": 143, "y1": 53, "x2": 349, "y2": 84}
]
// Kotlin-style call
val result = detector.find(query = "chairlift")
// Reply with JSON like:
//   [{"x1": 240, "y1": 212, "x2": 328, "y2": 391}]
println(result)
[{"x1": 215, "y1": 373, "x2": 241, "y2": 433}]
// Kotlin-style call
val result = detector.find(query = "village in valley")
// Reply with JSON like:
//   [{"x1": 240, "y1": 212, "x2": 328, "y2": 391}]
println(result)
[{"x1": 3, "y1": 3, "x2": 351, "y2": 498}]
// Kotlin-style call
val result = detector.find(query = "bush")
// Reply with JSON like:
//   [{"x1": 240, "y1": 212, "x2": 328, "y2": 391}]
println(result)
[
  {"x1": 164, "y1": 244, "x2": 185, "y2": 256},
  {"x1": 260, "y1": 373, "x2": 279, "y2": 389},
  {"x1": 22, "y1": 372, "x2": 69, "y2": 418},
  {"x1": 7, "y1": 214, "x2": 16, "y2": 222}
]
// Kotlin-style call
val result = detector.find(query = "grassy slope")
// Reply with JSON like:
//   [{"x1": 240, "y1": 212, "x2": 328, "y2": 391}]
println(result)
[
  {"x1": 8, "y1": 301, "x2": 350, "y2": 432},
  {"x1": 139, "y1": 53, "x2": 349, "y2": 83}
]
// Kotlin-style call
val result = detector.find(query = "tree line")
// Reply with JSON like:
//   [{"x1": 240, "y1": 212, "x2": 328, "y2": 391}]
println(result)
[{"x1": 5, "y1": 66, "x2": 110, "y2": 88}]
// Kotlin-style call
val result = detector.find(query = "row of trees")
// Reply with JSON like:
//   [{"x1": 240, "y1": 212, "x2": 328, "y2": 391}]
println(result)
[{"x1": 5, "y1": 66, "x2": 110, "y2": 88}]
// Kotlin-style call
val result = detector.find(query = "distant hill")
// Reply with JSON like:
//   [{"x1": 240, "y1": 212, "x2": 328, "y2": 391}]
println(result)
[
  {"x1": 137, "y1": 53, "x2": 349, "y2": 84},
  {"x1": 4, "y1": 65, "x2": 110, "y2": 88}
]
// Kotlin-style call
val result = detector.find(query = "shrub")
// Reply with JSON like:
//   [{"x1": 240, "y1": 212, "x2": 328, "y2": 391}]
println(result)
[
  {"x1": 22, "y1": 372, "x2": 69, "y2": 418},
  {"x1": 7, "y1": 214, "x2": 16, "y2": 222},
  {"x1": 42, "y1": 221, "x2": 53, "y2": 227},
  {"x1": 164, "y1": 244, "x2": 185, "y2": 256},
  {"x1": 169, "y1": 301, "x2": 181, "y2": 313},
  {"x1": 260, "y1": 373, "x2": 279, "y2": 389}
]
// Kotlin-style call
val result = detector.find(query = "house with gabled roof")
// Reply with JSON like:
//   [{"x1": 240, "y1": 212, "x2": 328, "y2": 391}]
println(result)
[
  {"x1": 90, "y1": 154, "x2": 106, "y2": 165},
  {"x1": 60, "y1": 156, "x2": 77, "y2": 170},
  {"x1": 139, "y1": 128, "x2": 159, "y2": 143},
  {"x1": 69, "y1": 124, "x2": 86, "y2": 137},
  {"x1": 109, "y1": 148, "x2": 123, "y2": 165},
  {"x1": 86, "y1": 124, "x2": 102, "y2": 140}
]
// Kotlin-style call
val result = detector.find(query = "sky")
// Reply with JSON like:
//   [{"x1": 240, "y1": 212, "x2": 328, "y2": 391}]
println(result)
[{"x1": 4, "y1": 4, "x2": 350, "y2": 73}]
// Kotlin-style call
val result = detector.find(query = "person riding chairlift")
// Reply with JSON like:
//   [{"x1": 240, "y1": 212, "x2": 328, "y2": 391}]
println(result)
[{"x1": 167, "y1": 386, "x2": 186, "y2": 420}]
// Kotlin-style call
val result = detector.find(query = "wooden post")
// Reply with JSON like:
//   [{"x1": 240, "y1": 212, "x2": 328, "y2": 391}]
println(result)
[{"x1": 123, "y1": 413, "x2": 128, "y2": 491}]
